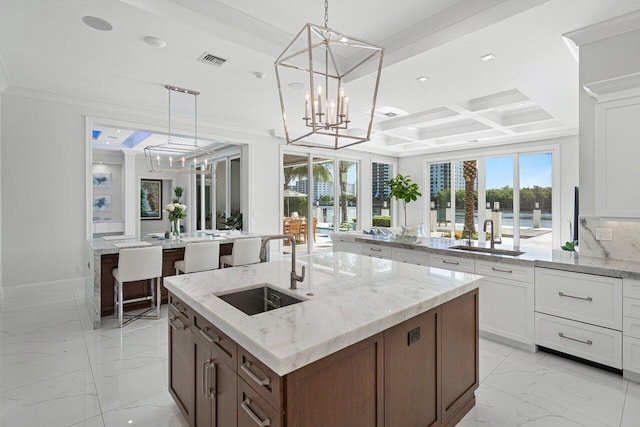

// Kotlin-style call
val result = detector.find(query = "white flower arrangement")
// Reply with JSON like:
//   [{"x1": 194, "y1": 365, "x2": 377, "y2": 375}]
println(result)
[{"x1": 165, "y1": 203, "x2": 187, "y2": 221}]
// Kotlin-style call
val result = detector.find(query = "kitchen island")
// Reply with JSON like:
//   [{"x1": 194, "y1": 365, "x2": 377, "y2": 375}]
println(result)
[
  {"x1": 86, "y1": 231, "x2": 264, "y2": 329},
  {"x1": 164, "y1": 251, "x2": 481, "y2": 427}
]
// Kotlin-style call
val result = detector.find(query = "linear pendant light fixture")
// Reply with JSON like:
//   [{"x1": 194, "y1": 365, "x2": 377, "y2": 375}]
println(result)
[
  {"x1": 144, "y1": 85, "x2": 215, "y2": 174},
  {"x1": 274, "y1": 0, "x2": 384, "y2": 150}
]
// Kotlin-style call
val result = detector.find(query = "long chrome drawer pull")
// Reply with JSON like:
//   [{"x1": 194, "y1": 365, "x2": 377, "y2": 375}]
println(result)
[
  {"x1": 558, "y1": 291, "x2": 593, "y2": 302},
  {"x1": 558, "y1": 332, "x2": 593, "y2": 345},
  {"x1": 370, "y1": 247, "x2": 382, "y2": 252},
  {"x1": 202, "y1": 360, "x2": 209, "y2": 396},
  {"x1": 241, "y1": 361, "x2": 271, "y2": 386},
  {"x1": 491, "y1": 267, "x2": 512, "y2": 273},
  {"x1": 168, "y1": 317, "x2": 184, "y2": 330},
  {"x1": 199, "y1": 327, "x2": 220, "y2": 344},
  {"x1": 208, "y1": 360, "x2": 217, "y2": 399},
  {"x1": 442, "y1": 260, "x2": 460, "y2": 265},
  {"x1": 170, "y1": 302, "x2": 186, "y2": 313},
  {"x1": 241, "y1": 398, "x2": 271, "y2": 426}
]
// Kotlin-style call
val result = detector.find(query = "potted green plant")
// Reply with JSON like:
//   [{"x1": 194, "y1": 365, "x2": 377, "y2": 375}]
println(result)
[{"x1": 386, "y1": 174, "x2": 422, "y2": 226}]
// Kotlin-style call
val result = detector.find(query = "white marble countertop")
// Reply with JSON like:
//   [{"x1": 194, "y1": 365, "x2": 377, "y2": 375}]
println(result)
[
  {"x1": 163, "y1": 251, "x2": 481, "y2": 376},
  {"x1": 333, "y1": 232, "x2": 640, "y2": 279},
  {"x1": 88, "y1": 231, "x2": 264, "y2": 255}
]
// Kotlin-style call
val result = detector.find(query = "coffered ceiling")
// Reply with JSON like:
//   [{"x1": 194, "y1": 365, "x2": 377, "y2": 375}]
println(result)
[{"x1": 1, "y1": 0, "x2": 639, "y2": 156}]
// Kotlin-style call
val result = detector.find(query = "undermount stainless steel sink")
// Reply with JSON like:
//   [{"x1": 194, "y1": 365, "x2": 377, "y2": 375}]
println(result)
[
  {"x1": 449, "y1": 245, "x2": 525, "y2": 257},
  {"x1": 217, "y1": 285, "x2": 303, "y2": 316}
]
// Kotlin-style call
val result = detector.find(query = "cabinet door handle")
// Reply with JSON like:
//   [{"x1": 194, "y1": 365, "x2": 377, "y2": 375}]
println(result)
[
  {"x1": 170, "y1": 302, "x2": 186, "y2": 313},
  {"x1": 202, "y1": 360, "x2": 209, "y2": 397},
  {"x1": 241, "y1": 398, "x2": 271, "y2": 426},
  {"x1": 491, "y1": 267, "x2": 512, "y2": 273},
  {"x1": 369, "y1": 247, "x2": 382, "y2": 252},
  {"x1": 558, "y1": 332, "x2": 593, "y2": 345},
  {"x1": 442, "y1": 260, "x2": 459, "y2": 265},
  {"x1": 241, "y1": 361, "x2": 271, "y2": 386},
  {"x1": 558, "y1": 291, "x2": 593, "y2": 302},
  {"x1": 168, "y1": 317, "x2": 184, "y2": 330},
  {"x1": 202, "y1": 359, "x2": 217, "y2": 398},
  {"x1": 198, "y1": 327, "x2": 220, "y2": 344}
]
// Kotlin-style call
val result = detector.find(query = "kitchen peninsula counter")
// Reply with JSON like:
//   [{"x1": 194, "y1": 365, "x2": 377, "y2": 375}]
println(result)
[
  {"x1": 86, "y1": 231, "x2": 264, "y2": 329},
  {"x1": 163, "y1": 252, "x2": 481, "y2": 426}
]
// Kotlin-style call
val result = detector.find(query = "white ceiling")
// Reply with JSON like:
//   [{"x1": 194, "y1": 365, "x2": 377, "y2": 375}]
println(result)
[{"x1": 1, "y1": 0, "x2": 640, "y2": 156}]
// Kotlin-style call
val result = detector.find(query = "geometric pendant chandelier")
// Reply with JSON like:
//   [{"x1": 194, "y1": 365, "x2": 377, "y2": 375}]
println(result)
[
  {"x1": 274, "y1": 1, "x2": 384, "y2": 150},
  {"x1": 144, "y1": 85, "x2": 215, "y2": 174}
]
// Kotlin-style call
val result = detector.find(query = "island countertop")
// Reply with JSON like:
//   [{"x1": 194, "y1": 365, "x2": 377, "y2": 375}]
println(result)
[{"x1": 163, "y1": 251, "x2": 481, "y2": 376}]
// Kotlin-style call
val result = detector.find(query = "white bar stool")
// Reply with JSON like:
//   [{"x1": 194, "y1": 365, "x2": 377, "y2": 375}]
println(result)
[
  {"x1": 175, "y1": 241, "x2": 220, "y2": 274},
  {"x1": 112, "y1": 245, "x2": 163, "y2": 328},
  {"x1": 220, "y1": 237, "x2": 262, "y2": 268}
]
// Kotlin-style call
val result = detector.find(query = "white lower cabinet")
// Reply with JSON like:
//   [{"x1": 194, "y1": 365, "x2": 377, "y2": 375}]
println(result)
[
  {"x1": 535, "y1": 268, "x2": 623, "y2": 369},
  {"x1": 360, "y1": 243, "x2": 392, "y2": 259},
  {"x1": 476, "y1": 260, "x2": 534, "y2": 348},
  {"x1": 392, "y1": 248, "x2": 429, "y2": 266},
  {"x1": 535, "y1": 312, "x2": 622, "y2": 369},
  {"x1": 623, "y1": 278, "x2": 640, "y2": 378},
  {"x1": 430, "y1": 253, "x2": 475, "y2": 273},
  {"x1": 332, "y1": 240, "x2": 362, "y2": 255}
]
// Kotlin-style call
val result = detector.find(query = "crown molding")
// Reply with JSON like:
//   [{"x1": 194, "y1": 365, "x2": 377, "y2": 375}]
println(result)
[
  {"x1": 563, "y1": 9, "x2": 640, "y2": 46},
  {"x1": 583, "y1": 72, "x2": 640, "y2": 102},
  {"x1": 2, "y1": 85, "x2": 271, "y2": 139}
]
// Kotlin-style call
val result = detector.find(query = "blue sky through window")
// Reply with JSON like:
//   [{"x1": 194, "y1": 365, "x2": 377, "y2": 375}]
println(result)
[{"x1": 486, "y1": 153, "x2": 551, "y2": 189}]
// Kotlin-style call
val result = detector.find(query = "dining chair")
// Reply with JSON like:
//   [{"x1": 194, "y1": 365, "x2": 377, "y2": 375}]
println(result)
[
  {"x1": 220, "y1": 237, "x2": 262, "y2": 267},
  {"x1": 289, "y1": 219, "x2": 302, "y2": 243},
  {"x1": 175, "y1": 241, "x2": 220, "y2": 274},
  {"x1": 112, "y1": 245, "x2": 163, "y2": 328}
]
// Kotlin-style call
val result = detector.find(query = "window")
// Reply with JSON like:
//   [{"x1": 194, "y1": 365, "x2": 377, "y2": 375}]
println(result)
[
  {"x1": 427, "y1": 150, "x2": 554, "y2": 249},
  {"x1": 372, "y1": 162, "x2": 392, "y2": 227}
]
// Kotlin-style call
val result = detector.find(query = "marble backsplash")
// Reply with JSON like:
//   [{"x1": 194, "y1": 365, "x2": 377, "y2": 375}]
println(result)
[{"x1": 578, "y1": 216, "x2": 640, "y2": 261}]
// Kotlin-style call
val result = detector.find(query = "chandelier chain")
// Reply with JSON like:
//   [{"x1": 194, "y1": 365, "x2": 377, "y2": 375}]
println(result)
[
  {"x1": 194, "y1": 93, "x2": 198, "y2": 146},
  {"x1": 167, "y1": 87, "x2": 172, "y2": 142},
  {"x1": 324, "y1": 0, "x2": 328, "y2": 27}
]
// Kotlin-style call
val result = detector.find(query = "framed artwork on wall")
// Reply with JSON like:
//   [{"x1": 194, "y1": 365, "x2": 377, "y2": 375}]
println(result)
[
  {"x1": 92, "y1": 172, "x2": 112, "y2": 189},
  {"x1": 93, "y1": 195, "x2": 111, "y2": 212},
  {"x1": 141, "y1": 179, "x2": 162, "y2": 220}
]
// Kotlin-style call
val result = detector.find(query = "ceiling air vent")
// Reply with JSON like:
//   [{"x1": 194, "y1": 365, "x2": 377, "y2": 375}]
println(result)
[
  {"x1": 198, "y1": 52, "x2": 228, "y2": 66},
  {"x1": 383, "y1": 112, "x2": 398, "y2": 118}
]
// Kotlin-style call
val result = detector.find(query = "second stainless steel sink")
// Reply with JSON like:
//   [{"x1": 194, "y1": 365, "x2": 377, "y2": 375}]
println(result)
[
  {"x1": 217, "y1": 284, "x2": 303, "y2": 316},
  {"x1": 449, "y1": 245, "x2": 525, "y2": 257}
]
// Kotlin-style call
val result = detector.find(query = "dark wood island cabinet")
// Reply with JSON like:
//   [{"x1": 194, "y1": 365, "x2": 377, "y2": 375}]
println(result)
[{"x1": 168, "y1": 288, "x2": 479, "y2": 427}]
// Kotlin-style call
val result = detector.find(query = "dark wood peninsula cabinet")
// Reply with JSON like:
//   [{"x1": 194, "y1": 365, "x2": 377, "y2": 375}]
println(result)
[{"x1": 168, "y1": 288, "x2": 479, "y2": 427}]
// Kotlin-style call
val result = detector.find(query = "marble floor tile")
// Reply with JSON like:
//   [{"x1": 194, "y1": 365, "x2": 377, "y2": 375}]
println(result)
[
  {"x1": 0, "y1": 335, "x2": 91, "y2": 392},
  {"x1": 483, "y1": 351, "x2": 627, "y2": 426},
  {"x1": 621, "y1": 380, "x2": 640, "y2": 427},
  {"x1": 459, "y1": 384, "x2": 589, "y2": 427},
  {"x1": 70, "y1": 415, "x2": 106, "y2": 427},
  {"x1": 83, "y1": 320, "x2": 168, "y2": 366},
  {"x1": 478, "y1": 338, "x2": 514, "y2": 382},
  {"x1": 0, "y1": 368, "x2": 102, "y2": 427},
  {"x1": 101, "y1": 391, "x2": 189, "y2": 427},
  {"x1": 92, "y1": 347, "x2": 169, "y2": 413}
]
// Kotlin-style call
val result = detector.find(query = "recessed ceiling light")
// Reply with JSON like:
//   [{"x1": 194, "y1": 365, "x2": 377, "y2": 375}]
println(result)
[
  {"x1": 339, "y1": 37, "x2": 349, "y2": 43},
  {"x1": 144, "y1": 36, "x2": 166, "y2": 48},
  {"x1": 468, "y1": 139, "x2": 479, "y2": 143},
  {"x1": 82, "y1": 16, "x2": 113, "y2": 32},
  {"x1": 416, "y1": 76, "x2": 429, "y2": 82},
  {"x1": 480, "y1": 53, "x2": 496, "y2": 62},
  {"x1": 288, "y1": 82, "x2": 304, "y2": 90},
  {"x1": 115, "y1": 129, "x2": 121, "y2": 133},
  {"x1": 254, "y1": 72, "x2": 265, "y2": 79}
]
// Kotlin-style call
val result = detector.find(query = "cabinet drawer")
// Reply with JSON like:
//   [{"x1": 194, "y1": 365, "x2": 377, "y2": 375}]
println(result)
[
  {"x1": 391, "y1": 248, "x2": 429, "y2": 266},
  {"x1": 624, "y1": 335, "x2": 640, "y2": 375},
  {"x1": 475, "y1": 260, "x2": 533, "y2": 283},
  {"x1": 624, "y1": 316, "x2": 640, "y2": 339},
  {"x1": 535, "y1": 268, "x2": 622, "y2": 330},
  {"x1": 238, "y1": 378, "x2": 282, "y2": 427},
  {"x1": 332, "y1": 241, "x2": 362, "y2": 255},
  {"x1": 168, "y1": 294, "x2": 191, "y2": 323},
  {"x1": 535, "y1": 313, "x2": 622, "y2": 369},
  {"x1": 361, "y1": 244, "x2": 392, "y2": 259},
  {"x1": 238, "y1": 346, "x2": 283, "y2": 411},
  {"x1": 194, "y1": 314, "x2": 237, "y2": 369},
  {"x1": 430, "y1": 254, "x2": 475, "y2": 273},
  {"x1": 624, "y1": 278, "x2": 640, "y2": 299}
]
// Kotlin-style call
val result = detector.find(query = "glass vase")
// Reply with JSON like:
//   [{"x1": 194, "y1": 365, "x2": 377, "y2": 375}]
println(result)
[{"x1": 171, "y1": 219, "x2": 180, "y2": 240}]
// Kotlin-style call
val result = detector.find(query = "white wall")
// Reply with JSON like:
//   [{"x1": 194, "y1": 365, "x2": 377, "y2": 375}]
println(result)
[
  {"x1": 0, "y1": 90, "x2": 3, "y2": 294},
  {"x1": 399, "y1": 136, "x2": 580, "y2": 247},
  {"x1": 0, "y1": 90, "x2": 282, "y2": 287}
]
